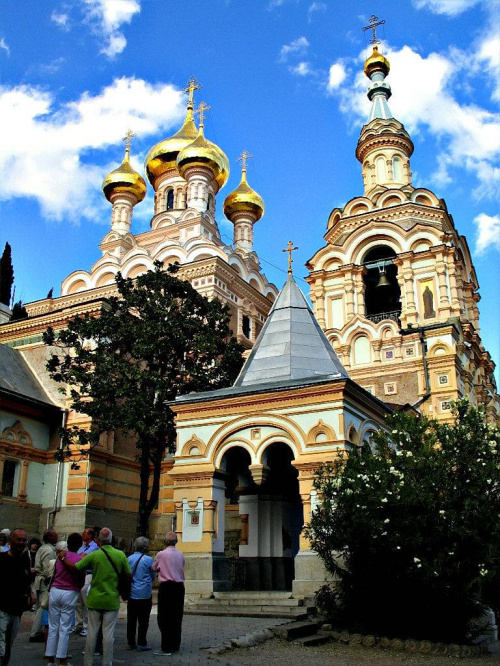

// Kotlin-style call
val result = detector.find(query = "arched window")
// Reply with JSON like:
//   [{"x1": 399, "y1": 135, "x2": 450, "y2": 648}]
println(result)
[
  {"x1": 392, "y1": 156, "x2": 402, "y2": 181},
  {"x1": 375, "y1": 156, "x2": 386, "y2": 183},
  {"x1": 207, "y1": 194, "x2": 213, "y2": 212},
  {"x1": 353, "y1": 336, "x2": 371, "y2": 365},
  {"x1": 362, "y1": 246, "x2": 401, "y2": 322},
  {"x1": 166, "y1": 188, "x2": 174, "y2": 210}
]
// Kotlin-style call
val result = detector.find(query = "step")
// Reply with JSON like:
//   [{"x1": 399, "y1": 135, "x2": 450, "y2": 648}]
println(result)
[
  {"x1": 196, "y1": 597, "x2": 303, "y2": 607},
  {"x1": 294, "y1": 634, "x2": 331, "y2": 647},
  {"x1": 185, "y1": 605, "x2": 308, "y2": 619},
  {"x1": 213, "y1": 591, "x2": 294, "y2": 600},
  {"x1": 273, "y1": 620, "x2": 321, "y2": 641}
]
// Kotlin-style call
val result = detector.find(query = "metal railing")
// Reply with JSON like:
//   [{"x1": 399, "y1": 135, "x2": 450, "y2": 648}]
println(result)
[{"x1": 366, "y1": 311, "x2": 401, "y2": 324}]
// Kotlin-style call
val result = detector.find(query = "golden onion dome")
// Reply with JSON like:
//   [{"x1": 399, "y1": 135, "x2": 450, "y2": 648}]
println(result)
[
  {"x1": 364, "y1": 44, "x2": 390, "y2": 78},
  {"x1": 102, "y1": 145, "x2": 147, "y2": 203},
  {"x1": 177, "y1": 126, "x2": 229, "y2": 191},
  {"x1": 144, "y1": 108, "x2": 199, "y2": 187},
  {"x1": 224, "y1": 168, "x2": 264, "y2": 221}
]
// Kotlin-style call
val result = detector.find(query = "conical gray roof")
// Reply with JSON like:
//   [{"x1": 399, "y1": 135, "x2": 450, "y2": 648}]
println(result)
[{"x1": 234, "y1": 274, "x2": 349, "y2": 387}]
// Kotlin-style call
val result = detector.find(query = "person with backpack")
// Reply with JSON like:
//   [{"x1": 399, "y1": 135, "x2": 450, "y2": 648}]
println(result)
[
  {"x1": 126, "y1": 537, "x2": 155, "y2": 652},
  {"x1": 59, "y1": 527, "x2": 131, "y2": 666}
]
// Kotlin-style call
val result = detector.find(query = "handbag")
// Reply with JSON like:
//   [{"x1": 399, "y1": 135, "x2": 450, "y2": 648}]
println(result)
[{"x1": 99, "y1": 547, "x2": 131, "y2": 601}]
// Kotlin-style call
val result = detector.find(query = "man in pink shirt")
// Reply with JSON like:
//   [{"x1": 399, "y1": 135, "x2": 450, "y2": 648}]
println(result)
[{"x1": 152, "y1": 532, "x2": 185, "y2": 656}]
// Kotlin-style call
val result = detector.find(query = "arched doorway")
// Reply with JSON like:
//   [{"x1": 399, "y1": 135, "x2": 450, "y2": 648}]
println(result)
[{"x1": 220, "y1": 442, "x2": 303, "y2": 591}]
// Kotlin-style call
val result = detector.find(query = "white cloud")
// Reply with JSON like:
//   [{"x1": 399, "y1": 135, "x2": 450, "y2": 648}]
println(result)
[
  {"x1": 412, "y1": 0, "x2": 481, "y2": 15},
  {"x1": 279, "y1": 36, "x2": 309, "y2": 63},
  {"x1": 474, "y1": 213, "x2": 500, "y2": 254},
  {"x1": 291, "y1": 62, "x2": 313, "y2": 77},
  {"x1": 0, "y1": 38, "x2": 10, "y2": 56},
  {"x1": 0, "y1": 77, "x2": 184, "y2": 222},
  {"x1": 332, "y1": 44, "x2": 500, "y2": 202},
  {"x1": 83, "y1": 0, "x2": 141, "y2": 57},
  {"x1": 51, "y1": 11, "x2": 70, "y2": 30},
  {"x1": 327, "y1": 62, "x2": 346, "y2": 92},
  {"x1": 308, "y1": 2, "x2": 326, "y2": 22},
  {"x1": 475, "y1": 34, "x2": 500, "y2": 101}
]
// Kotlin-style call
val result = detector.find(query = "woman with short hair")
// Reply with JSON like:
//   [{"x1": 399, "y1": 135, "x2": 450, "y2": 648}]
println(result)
[
  {"x1": 45, "y1": 532, "x2": 83, "y2": 666},
  {"x1": 126, "y1": 536, "x2": 155, "y2": 651}
]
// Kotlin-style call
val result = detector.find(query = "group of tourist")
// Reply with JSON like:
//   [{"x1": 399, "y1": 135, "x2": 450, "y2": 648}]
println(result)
[{"x1": 0, "y1": 526, "x2": 185, "y2": 665}]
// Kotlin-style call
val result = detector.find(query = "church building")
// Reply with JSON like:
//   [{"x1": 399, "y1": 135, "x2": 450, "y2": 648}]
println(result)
[{"x1": 0, "y1": 32, "x2": 498, "y2": 601}]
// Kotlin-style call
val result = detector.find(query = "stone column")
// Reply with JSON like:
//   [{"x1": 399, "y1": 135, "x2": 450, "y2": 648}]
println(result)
[
  {"x1": 18, "y1": 460, "x2": 29, "y2": 507},
  {"x1": 344, "y1": 272, "x2": 356, "y2": 322},
  {"x1": 313, "y1": 283, "x2": 326, "y2": 329},
  {"x1": 436, "y1": 255, "x2": 451, "y2": 316},
  {"x1": 353, "y1": 266, "x2": 365, "y2": 316}
]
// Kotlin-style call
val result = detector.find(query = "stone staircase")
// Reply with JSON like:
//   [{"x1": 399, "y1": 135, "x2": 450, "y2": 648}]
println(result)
[{"x1": 185, "y1": 591, "x2": 315, "y2": 619}]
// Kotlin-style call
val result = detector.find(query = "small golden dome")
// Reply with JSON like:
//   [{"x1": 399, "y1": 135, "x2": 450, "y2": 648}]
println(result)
[
  {"x1": 102, "y1": 146, "x2": 147, "y2": 203},
  {"x1": 224, "y1": 169, "x2": 264, "y2": 221},
  {"x1": 364, "y1": 45, "x2": 390, "y2": 78},
  {"x1": 144, "y1": 108, "x2": 199, "y2": 187},
  {"x1": 177, "y1": 126, "x2": 229, "y2": 191}
]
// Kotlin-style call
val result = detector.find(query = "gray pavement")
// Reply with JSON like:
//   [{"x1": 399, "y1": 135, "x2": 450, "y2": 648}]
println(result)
[{"x1": 15, "y1": 606, "x2": 286, "y2": 666}]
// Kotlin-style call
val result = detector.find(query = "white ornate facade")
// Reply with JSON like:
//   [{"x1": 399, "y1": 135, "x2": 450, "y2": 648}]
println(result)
[{"x1": 307, "y1": 46, "x2": 499, "y2": 422}]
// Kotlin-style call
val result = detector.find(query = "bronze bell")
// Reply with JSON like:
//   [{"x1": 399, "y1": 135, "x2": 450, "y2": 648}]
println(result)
[{"x1": 376, "y1": 268, "x2": 390, "y2": 288}]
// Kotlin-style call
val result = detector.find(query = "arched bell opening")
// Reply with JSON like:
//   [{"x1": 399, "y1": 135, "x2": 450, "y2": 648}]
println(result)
[{"x1": 362, "y1": 245, "x2": 401, "y2": 324}]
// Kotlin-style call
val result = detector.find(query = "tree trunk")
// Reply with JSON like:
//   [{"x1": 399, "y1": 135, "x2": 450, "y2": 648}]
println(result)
[{"x1": 137, "y1": 443, "x2": 152, "y2": 537}]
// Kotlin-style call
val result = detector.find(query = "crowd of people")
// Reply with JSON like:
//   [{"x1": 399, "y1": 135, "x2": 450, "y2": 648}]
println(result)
[{"x1": 0, "y1": 526, "x2": 186, "y2": 666}]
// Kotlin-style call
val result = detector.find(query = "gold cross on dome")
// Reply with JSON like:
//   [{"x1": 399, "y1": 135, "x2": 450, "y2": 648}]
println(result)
[
  {"x1": 122, "y1": 129, "x2": 137, "y2": 151},
  {"x1": 283, "y1": 241, "x2": 298, "y2": 275},
  {"x1": 362, "y1": 14, "x2": 385, "y2": 45},
  {"x1": 195, "y1": 101, "x2": 211, "y2": 126},
  {"x1": 237, "y1": 150, "x2": 253, "y2": 172},
  {"x1": 183, "y1": 76, "x2": 202, "y2": 107}
]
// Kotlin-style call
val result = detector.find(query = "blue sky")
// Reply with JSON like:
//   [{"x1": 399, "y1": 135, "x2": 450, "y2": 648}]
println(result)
[{"x1": 1, "y1": 0, "x2": 499, "y2": 376}]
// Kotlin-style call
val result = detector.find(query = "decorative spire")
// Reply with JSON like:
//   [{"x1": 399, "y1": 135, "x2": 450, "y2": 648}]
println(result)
[
  {"x1": 122, "y1": 129, "x2": 137, "y2": 162},
  {"x1": 361, "y1": 15, "x2": 393, "y2": 122},
  {"x1": 195, "y1": 101, "x2": 211, "y2": 134},
  {"x1": 283, "y1": 241, "x2": 298, "y2": 276},
  {"x1": 237, "y1": 149, "x2": 252, "y2": 183},
  {"x1": 183, "y1": 76, "x2": 202, "y2": 111},
  {"x1": 362, "y1": 14, "x2": 385, "y2": 46}
]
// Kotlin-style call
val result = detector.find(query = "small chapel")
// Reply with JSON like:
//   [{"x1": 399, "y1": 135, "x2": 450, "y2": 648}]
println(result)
[{"x1": 0, "y1": 26, "x2": 498, "y2": 600}]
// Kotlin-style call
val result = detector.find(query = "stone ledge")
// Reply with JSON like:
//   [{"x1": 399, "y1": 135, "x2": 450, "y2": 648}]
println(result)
[{"x1": 321, "y1": 627, "x2": 488, "y2": 658}]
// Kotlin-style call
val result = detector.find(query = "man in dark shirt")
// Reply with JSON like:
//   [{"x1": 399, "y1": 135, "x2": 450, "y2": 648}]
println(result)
[{"x1": 0, "y1": 529, "x2": 33, "y2": 665}]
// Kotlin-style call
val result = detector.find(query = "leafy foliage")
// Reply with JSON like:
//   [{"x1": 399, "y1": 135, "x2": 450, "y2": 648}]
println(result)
[
  {"x1": 11, "y1": 300, "x2": 28, "y2": 321},
  {"x1": 44, "y1": 263, "x2": 244, "y2": 535},
  {"x1": 305, "y1": 400, "x2": 500, "y2": 643},
  {"x1": 0, "y1": 242, "x2": 14, "y2": 307}
]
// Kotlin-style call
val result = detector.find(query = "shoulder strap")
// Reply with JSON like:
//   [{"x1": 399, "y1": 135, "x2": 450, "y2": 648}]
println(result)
[
  {"x1": 132, "y1": 553, "x2": 145, "y2": 577},
  {"x1": 99, "y1": 546, "x2": 120, "y2": 578}
]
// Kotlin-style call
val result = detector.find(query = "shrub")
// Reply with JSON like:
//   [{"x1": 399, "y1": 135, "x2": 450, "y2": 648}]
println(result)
[{"x1": 304, "y1": 400, "x2": 500, "y2": 643}]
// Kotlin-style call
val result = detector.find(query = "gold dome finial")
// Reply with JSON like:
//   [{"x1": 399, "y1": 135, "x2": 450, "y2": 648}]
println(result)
[
  {"x1": 102, "y1": 130, "x2": 146, "y2": 203},
  {"x1": 282, "y1": 241, "x2": 298, "y2": 276},
  {"x1": 177, "y1": 101, "x2": 229, "y2": 190},
  {"x1": 195, "y1": 101, "x2": 211, "y2": 133},
  {"x1": 144, "y1": 78, "x2": 202, "y2": 186},
  {"x1": 223, "y1": 150, "x2": 264, "y2": 222},
  {"x1": 183, "y1": 76, "x2": 202, "y2": 111},
  {"x1": 362, "y1": 15, "x2": 390, "y2": 78}
]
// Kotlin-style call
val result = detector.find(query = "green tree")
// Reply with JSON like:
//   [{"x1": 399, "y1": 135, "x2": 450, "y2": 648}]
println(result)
[
  {"x1": 44, "y1": 263, "x2": 244, "y2": 536},
  {"x1": 305, "y1": 400, "x2": 500, "y2": 643},
  {"x1": 0, "y1": 242, "x2": 14, "y2": 306},
  {"x1": 11, "y1": 300, "x2": 28, "y2": 321}
]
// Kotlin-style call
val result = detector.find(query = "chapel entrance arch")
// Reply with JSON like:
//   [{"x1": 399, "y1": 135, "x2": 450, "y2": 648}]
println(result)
[{"x1": 220, "y1": 441, "x2": 303, "y2": 591}]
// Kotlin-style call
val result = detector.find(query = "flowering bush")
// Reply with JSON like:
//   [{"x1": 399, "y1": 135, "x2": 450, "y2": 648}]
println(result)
[{"x1": 304, "y1": 399, "x2": 500, "y2": 643}]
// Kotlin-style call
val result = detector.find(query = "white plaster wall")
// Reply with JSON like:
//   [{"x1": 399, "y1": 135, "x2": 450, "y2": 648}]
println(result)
[
  {"x1": 25, "y1": 462, "x2": 45, "y2": 505},
  {"x1": 41, "y1": 462, "x2": 69, "y2": 509}
]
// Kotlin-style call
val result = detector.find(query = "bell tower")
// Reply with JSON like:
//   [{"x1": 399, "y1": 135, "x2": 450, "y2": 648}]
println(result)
[{"x1": 307, "y1": 18, "x2": 499, "y2": 422}]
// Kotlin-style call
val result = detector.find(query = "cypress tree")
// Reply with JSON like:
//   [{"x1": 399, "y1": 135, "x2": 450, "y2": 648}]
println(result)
[{"x1": 0, "y1": 242, "x2": 14, "y2": 306}]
